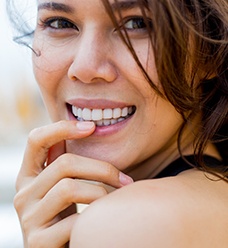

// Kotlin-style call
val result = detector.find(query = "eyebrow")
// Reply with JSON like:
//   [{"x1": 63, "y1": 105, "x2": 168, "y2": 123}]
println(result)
[
  {"x1": 38, "y1": 2, "x2": 74, "y2": 13},
  {"x1": 37, "y1": 1, "x2": 148, "y2": 13},
  {"x1": 110, "y1": 1, "x2": 139, "y2": 11}
]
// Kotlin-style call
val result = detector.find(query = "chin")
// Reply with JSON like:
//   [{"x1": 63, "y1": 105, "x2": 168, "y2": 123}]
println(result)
[{"x1": 66, "y1": 139, "x2": 133, "y2": 170}]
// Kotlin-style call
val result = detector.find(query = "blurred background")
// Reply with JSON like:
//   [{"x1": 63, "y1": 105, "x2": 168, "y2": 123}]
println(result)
[{"x1": 0, "y1": 1, "x2": 48, "y2": 247}]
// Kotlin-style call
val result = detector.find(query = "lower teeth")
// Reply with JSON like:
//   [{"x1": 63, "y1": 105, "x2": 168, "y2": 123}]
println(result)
[{"x1": 77, "y1": 116, "x2": 129, "y2": 126}]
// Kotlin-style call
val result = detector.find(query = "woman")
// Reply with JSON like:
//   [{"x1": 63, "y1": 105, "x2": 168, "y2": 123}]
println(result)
[{"x1": 10, "y1": 0, "x2": 228, "y2": 247}]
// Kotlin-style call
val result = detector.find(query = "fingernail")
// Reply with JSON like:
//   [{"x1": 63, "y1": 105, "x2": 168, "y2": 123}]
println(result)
[
  {"x1": 119, "y1": 172, "x2": 134, "y2": 186},
  {"x1": 76, "y1": 121, "x2": 95, "y2": 131}
]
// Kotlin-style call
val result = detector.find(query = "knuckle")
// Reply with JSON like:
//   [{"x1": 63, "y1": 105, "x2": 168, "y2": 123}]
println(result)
[
  {"x1": 55, "y1": 154, "x2": 75, "y2": 175},
  {"x1": 27, "y1": 127, "x2": 44, "y2": 149},
  {"x1": 13, "y1": 190, "x2": 25, "y2": 213},
  {"x1": 56, "y1": 153, "x2": 71, "y2": 166},
  {"x1": 57, "y1": 178, "x2": 76, "y2": 201},
  {"x1": 13, "y1": 193, "x2": 21, "y2": 212}
]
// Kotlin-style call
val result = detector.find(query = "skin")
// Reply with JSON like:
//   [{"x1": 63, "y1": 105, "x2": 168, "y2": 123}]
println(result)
[
  {"x1": 70, "y1": 172, "x2": 228, "y2": 248},
  {"x1": 13, "y1": 0, "x2": 228, "y2": 247},
  {"x1": 32, "y1": 0, "x2": 188, "y2": 176}
]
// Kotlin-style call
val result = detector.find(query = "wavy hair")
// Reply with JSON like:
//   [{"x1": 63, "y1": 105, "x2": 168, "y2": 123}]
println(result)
[
  {"x1": 8, "y1": 0, "x2": 228, "y2": 179},
  {"x1": 102, "y1": 0, "x2": 228, "y2": 179}
]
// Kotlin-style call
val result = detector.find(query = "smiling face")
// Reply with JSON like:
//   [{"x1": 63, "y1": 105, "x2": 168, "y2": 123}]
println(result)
[{"x1": 33, "y1": 0, "x2": 188, "y2": 178}]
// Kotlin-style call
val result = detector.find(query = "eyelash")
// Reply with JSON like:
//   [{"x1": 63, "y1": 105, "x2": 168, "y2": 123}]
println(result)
[
  {"x1": 40, "y1": 17, "x2": 78, "y2": 30},
  {"x1": 122, "y1": 17, "x2": 153, "y2": 31},
  {"x1": 39, "y1": 16, "x2": 152, "y2": 33}
]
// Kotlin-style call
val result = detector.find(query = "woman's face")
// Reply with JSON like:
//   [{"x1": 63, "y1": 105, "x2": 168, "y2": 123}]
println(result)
[{"x1": 33, "y1": 0, "x2": 184, "y2": 175}]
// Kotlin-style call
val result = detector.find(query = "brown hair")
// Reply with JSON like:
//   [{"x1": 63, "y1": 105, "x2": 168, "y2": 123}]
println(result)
[
  {"x1": 8, "y1": 0, "x2": 228, "y2": 178},
  {"x1": 102, "y1": 0, "x2": 228, "y2": 178}
]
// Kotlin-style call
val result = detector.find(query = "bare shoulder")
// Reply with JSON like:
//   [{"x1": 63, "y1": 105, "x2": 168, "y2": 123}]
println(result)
[{"x1": 70, "y1": 170, "x2": 228, "y2": 248}]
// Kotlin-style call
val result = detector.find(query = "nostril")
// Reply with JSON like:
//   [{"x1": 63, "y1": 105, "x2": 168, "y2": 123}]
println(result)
[{"x1": 71, "y1": 75, "x2": 77, "y2": 81}]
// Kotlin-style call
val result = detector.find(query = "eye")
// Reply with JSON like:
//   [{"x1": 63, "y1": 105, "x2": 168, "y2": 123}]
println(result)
[
  {"x1": 43, "y1": 18, "x2": 78, "y2": 30},
  {"x1": 123, "y1": 17, "x2": 152, "y2": 31}
]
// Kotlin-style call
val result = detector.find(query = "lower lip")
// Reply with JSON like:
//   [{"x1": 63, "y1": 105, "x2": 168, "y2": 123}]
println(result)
[{"x1": 93, "y1": 115, "x2": 134, "y2": 136}]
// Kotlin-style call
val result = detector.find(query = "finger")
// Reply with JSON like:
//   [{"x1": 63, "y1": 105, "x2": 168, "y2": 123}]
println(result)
[
  {"x1": 34, "y1": 179, "x2": 108, "y2": 226},
  {"x1": 17, "y1": 121, "x2": 95, "y2": 188},
  {"x1": 31, "y1": 153, "x2": 133, "y2": 199},
  {"x1": 27, "y1": 214, "x2": 78, "y2": 248}
]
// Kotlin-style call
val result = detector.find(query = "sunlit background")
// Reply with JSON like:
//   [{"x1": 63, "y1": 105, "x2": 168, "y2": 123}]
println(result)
[{"x1": 0, "y1": 1, "x2": 48, "y2": 247}]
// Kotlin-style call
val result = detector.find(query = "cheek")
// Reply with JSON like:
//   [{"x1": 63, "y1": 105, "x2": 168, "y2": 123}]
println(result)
[
  {"x1": 32, "y1": 56, "x2": 57, "y2": 99},
  {"x1": 32, "y1": 51, "x2": 68, "y2": 121},
  {"x1": 32, "y1": 34, "x2": 73, "y2": 74},
  {"x1": 32, "y1": 36, "x2": 72, "y2": 95},
  {"x1": 134, "y1": 40, "x2": 158, "y2": 79}
]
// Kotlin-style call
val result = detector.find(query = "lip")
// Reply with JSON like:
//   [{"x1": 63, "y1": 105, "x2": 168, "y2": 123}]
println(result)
[
  {"x1": 93, "y1": 113, "x2": 134, "y2": 136},
  {"x1": 66, "y1": 98, "x2": 136, "y2": 136},
  {"x1": 67, "y1": 98, "x2": 131, "y2": 110}
]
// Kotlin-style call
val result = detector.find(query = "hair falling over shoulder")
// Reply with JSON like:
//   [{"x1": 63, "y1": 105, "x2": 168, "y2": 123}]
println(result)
[{"x1": 9, "y1": 0, "x2": 228, "y2": 179}]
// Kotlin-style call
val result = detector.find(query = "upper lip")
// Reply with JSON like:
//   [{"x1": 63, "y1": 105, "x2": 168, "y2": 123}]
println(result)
[{"x1": 67, "y1": 98, "x2": 133, "y2": 109}]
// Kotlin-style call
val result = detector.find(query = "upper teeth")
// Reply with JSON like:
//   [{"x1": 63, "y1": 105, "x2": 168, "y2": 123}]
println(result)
[{"x1": 72, "y1": 106, "x2": 134, "y2": 126}]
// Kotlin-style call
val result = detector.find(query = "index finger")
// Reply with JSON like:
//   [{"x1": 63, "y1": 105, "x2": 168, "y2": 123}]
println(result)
[{"x1": 19, "y1": 120, "x2": 95, "y2": 179}]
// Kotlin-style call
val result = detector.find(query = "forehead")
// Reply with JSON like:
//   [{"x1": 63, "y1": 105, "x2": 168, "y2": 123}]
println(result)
[{"x1": 37, "y1": 0, "x2": 140, "y2": 10}]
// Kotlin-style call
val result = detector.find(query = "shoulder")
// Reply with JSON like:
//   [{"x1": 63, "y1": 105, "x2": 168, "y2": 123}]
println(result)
[{"x1": 70, "y1": 170, "x2": 228, "y2": 248}]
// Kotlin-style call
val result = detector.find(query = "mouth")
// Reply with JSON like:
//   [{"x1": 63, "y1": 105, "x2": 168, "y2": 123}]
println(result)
[{"x1": 69, "y1": 105, "x2": 136, "y2": 127}]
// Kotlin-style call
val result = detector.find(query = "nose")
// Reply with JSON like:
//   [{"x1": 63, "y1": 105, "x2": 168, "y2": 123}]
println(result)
[{"x1": 68, "y1": 31, "x2": 117, "y2": 84}]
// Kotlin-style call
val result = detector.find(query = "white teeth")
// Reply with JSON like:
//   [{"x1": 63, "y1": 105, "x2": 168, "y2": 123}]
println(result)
[
  {"x1": 103, "y1": 109, "x2": 112, "y2": 119},
  {"x1": 72, "y1": 106, "x2": 78, "y2": 117},
  {"x1": 113, "y1": 108, "x2": 121, "y2": 119},
  {"x1": 72, "y1": 105, "x2": 135, "y2": 126},
  {"x1": 78, "y1": 108, "x2": 82, "y2": 118},
  {"x1": 103, "y1": 119, "x2": 111, "y2": 126},
  {"x1": 128, "y1": 106, "x2": 133, "y2": 115},
  {"x1": 92, "y1": 109, "x2": 103, "y2": 121},
  {"x1": 111, "y1": 119, "x2": 118, "y2": 125},
  {"x1": 122, "y1": 107, "x2": 128, "y2": 117},
  {"x1": 82, "y1": 108, "x2": 91, "y2": 121},
  {"x1": 96, "y1": 120, "x2": 103, "y2": 126},
  {"x1": 118, "y1": 117, "x2": 125, "y2": 122}
]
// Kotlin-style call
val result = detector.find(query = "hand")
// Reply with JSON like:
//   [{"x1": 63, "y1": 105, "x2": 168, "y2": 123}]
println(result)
[{"x1": 14, "y1": 120, "x2": 133, "y2": 248}]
